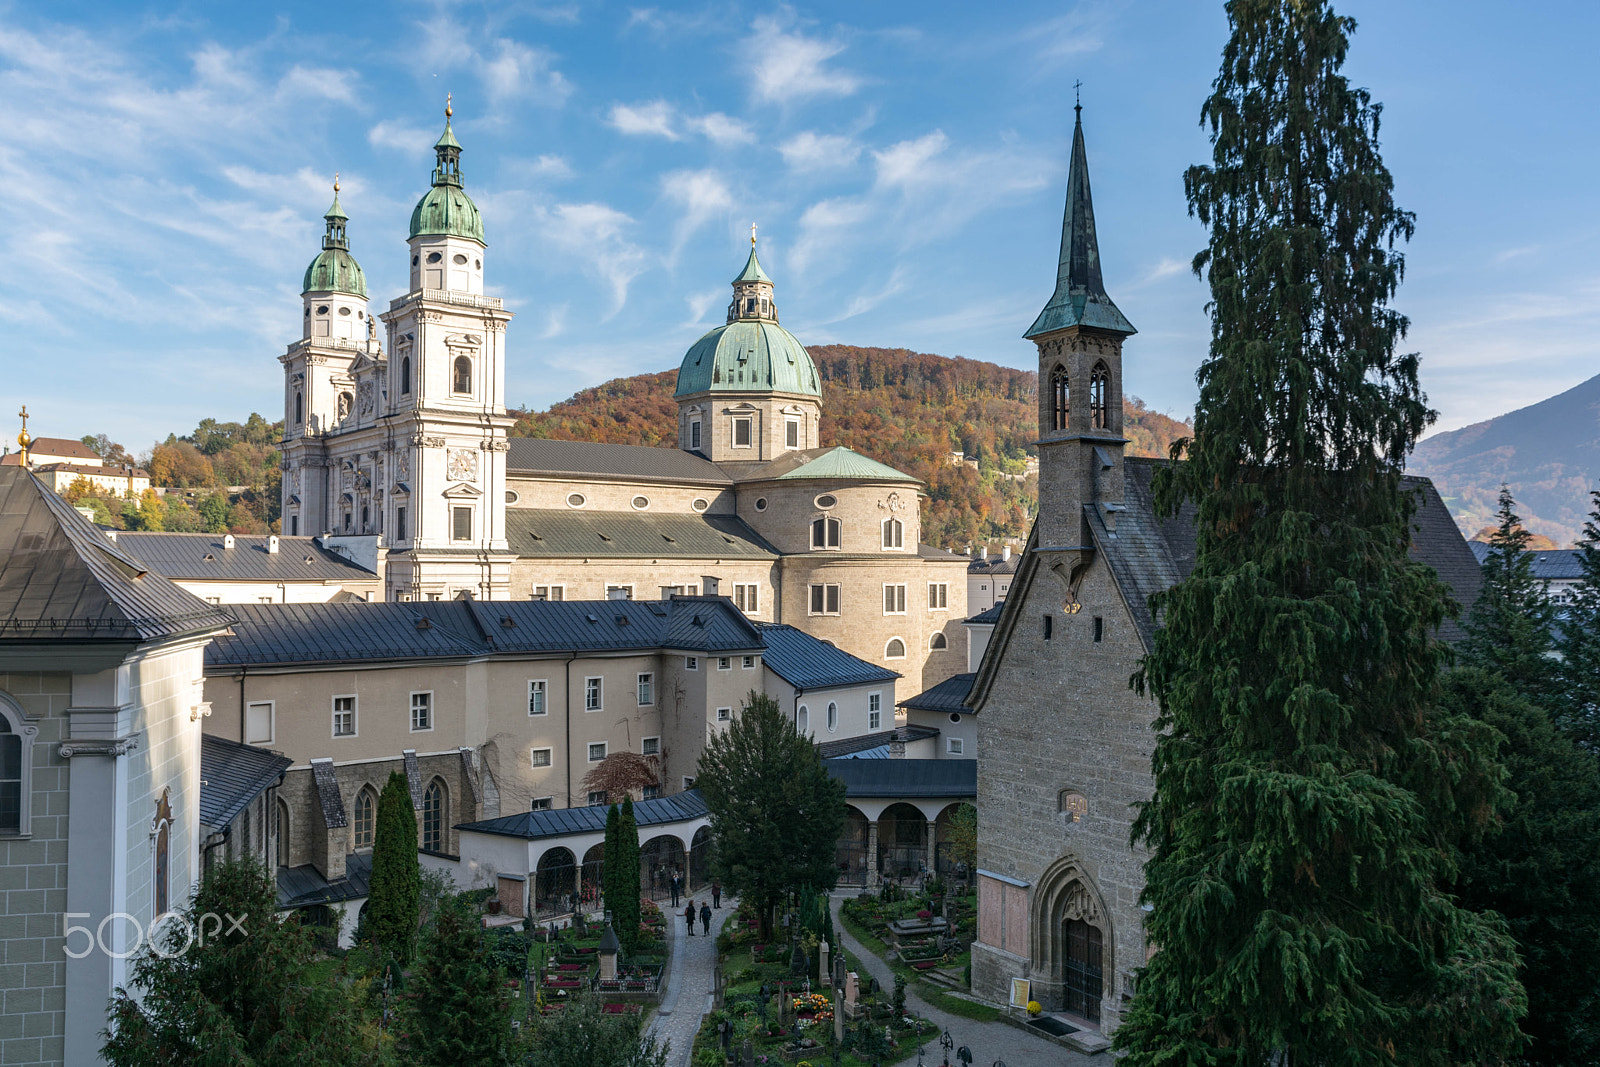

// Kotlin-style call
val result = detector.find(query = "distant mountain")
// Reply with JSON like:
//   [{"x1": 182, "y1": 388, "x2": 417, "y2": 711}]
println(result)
[
  {"x1": 1408, "y1": 373, "x2": 1600, "y2": 546},
  {"x1": 510, "y1": 345, "x2": 1192, "y2": 551}
]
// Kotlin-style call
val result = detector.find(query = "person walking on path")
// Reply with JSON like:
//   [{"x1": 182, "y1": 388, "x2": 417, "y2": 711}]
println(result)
[
  {"x1": 700, "y1": 901, "x2": 712, "y2": 936},
  {"x1": 670, "y1": 870, "x2": 682, "y2": 907},
  {"x1": 684, "y1": 900, "x2": 696, "y2": 936},
  {"x1": 711, "y1": 880, "x2": 721, "y2": 908}
]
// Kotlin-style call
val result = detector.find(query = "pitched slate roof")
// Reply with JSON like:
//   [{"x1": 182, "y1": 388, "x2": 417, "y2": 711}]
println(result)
[
  {"x1": 111, "y1": 533, "x2": 375, "y2": 581},
  {"x1": 823, "y1": 758, "x2": 976, "y2": 798},
  {"x1": 967, "y1": 555, "x2": 1019, "y2": 576},
  {"x1": 205, "y1": 596, "x2": 764, "y2": 668},
  {"x1": 458, "y1": 788, "x2": 708, "y2": 840},
  {"x1": 757, "y1": 623, "x2": 900, "y2": 690},
  {"x1": 1468, "y1": 541, "x2": 1584, "y2": 581},
  {"x1": 898, "y1": 673, "x2": 975, "y2": 715},
  {"x1": 278, "y1": 851, "x2": 372, "y2": 909},
  {"x1": 506, "y1": 509, "x2": 777, "y2": 560},
  {"x1": 0, "y1": 467, "x2": 234, "y2": 643},
  {"x1": 507, "y1": 438, "x2": 732, "y2": 486},
  {"x1": 815, "y1": 723, "x2": 940, "y2": 760},
  {"x1": 965, "y1": 604, "x2": 1004, "y2": 625},
  {"x1": 1, "y1": 437, "x2": 101, "y2": 463},
  {"x1": 199, "y1": 734, "x2": 292, "y2": 829}
]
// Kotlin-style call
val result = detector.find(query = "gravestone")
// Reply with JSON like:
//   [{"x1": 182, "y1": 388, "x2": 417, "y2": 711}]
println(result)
[{"x1": 818, "y1": 939, "x2": 830, "y2": 987}]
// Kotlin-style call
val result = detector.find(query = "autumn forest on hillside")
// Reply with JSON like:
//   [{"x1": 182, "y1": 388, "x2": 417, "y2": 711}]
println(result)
[{"x1": 55, "y1": 346, "x2": 1193, "y2": 548}]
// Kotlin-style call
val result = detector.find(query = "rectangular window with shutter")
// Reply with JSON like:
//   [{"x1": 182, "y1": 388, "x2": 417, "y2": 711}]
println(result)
[
  {"x1": 733, "y1": 417, "x2": 753, "y2": 447},
  {"x1": 883, "y1": 584, "x2": 907, "y2": 614},
  {"x1": 928, "y1": 582, "x2": 948, "y2": 609}
]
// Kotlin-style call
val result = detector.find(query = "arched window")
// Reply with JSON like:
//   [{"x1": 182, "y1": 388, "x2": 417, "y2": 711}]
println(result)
[
  {"x1": 1090, "y1": 362, "x2": 1110, "y2": 430},
  {"x1": 1051, "y1": 364, "x2": 1069, "y2": 431},
  {"x1": 929, "y1": 632, "x2": 948, "y2": 650},
  {"x1": 885, "y1": 638, "x2": 906, "y2": 659},
  {"x1": 400, "y1": 356, "x2": 411, "y2": 395},
  {"x1": 277, "y1": 798, "x2": 290, "y2": 866},
  {"x1": 453, "y1": 355, "x2": 472, "y2": 395},
  {"x1": 826, "y1": 702, "x2": 838, "y2": 733},
  {"x1": 810, "y1": 517, "x2": 841, "y2": 550},
  {"x1": 294, "y1": 391, "x2": 303, "y2": 425},
  {"x1": 881, "y1": 518, "x2": 904, "y2": 550},
  {"x1": 797, "y1": 705, "x2": 809, "y2": 735},
  {"x1": 153, "y1": 790, "x2": 172, "y2": 918},
  {"x1": 422, "y1": 780, "x2": 446, "y2": 853},
  {"x1": 0, "y1": 698, "x2": 33, "y2": 836},
  {"x1": 353, "y1": 787, "x2": 376, "y2": 850}
]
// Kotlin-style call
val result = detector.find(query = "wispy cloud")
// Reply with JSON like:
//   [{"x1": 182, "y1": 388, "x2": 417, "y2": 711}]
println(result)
[
  {"x1": 410, "y1": 15, "x2": 572, "y2": 115},
  {"x1": 368, "y1": 120, "x2": 436, "y2": 156},
  {"x1": 608, "y1": 100, "x2": 754, "y2": 145},
  {"x1": 661, "y1": 169, "x2": 734, "y2": 258},
  {"x1": 743, "y1": 15, "x2": 861, "y2": 104},
  {"x1": 778, "y1": 131, "x2": 861, "y2": 171}
]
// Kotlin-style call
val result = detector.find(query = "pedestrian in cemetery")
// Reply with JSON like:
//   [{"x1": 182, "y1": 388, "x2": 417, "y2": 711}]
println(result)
[
  {"x1": 711, "y1": 879, "x2": 722, "y2": 908},
  {"x1": 684, "y1": 900, "x2": 696, "y2": 936},
  {"x1": 700, "y1": 900, "x2": 712, "y2": 935},
  {"x1": 670, "y1": 868, "x2": 682, "y2": 907}
]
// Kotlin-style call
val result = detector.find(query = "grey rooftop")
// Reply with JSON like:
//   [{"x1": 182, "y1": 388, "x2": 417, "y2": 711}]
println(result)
[
  {"x1": 756, "y1": 623, "x2": 901, "y2": 691},
  {"x1": 459, "y1": 788, "x2": 708, "y2": 840},
  {"x1": 111, "y1": 532, "x2": 376, "y2": 581}
]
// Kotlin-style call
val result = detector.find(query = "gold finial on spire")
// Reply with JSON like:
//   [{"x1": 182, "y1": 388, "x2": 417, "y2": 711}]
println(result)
[
  {"x1": 446, "y1": 92, "x2": 453, "y2": 120},
  {"x1": 750, "y1": 222, "x2": 758, "y2": 247},
  {"x1": 16, "y1": 405, "x2": 31, "y2": 468},
  {"x1": 334, "y1": 171, "x2": 340, "y2": 194}
]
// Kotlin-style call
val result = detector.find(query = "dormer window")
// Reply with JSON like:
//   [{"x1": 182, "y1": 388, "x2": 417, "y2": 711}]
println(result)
[{"x1": 453, "y1": 356, "x2": 472, "y2": 395}]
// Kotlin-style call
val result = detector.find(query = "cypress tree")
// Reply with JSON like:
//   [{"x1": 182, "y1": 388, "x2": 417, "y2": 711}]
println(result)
[
  {"x1": 603, "y1": 802, "x2": 621, "y2": 926},
  {"x1": 1115, "y1": 2, "x2": 1524, "y2": 1061},
  {"x1": 614, "y1": 797, "x2": 642, "y2": 954},
  {"x1": 1556, "y1": 490, "x2": 1600, "y2": 751},
  {"x1": 1461, "y1": 486, "x2": 1558, "y2": 707},
  {"x1": 400, "y1": 895, "x2": 515, "y2": 1067},
  {"x1": 365, "y1": 771, "x2": 421, "y2": 963}
]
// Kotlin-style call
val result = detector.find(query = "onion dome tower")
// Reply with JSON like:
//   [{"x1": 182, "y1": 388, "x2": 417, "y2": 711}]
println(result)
[
  {"x1": 674, "y1": 229, "x2": 822, "y2": 462},
  {"x1": 407, "y1": 94, "x2": 486, "y2": 295},
  {"x1": 301, "y1": 175, "x2": 370, "y2": 340}
]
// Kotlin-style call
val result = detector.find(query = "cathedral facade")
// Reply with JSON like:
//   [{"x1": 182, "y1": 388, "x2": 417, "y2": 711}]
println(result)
[{"x1": 278, "y1": 106, "x2": 969, "y2": 688}]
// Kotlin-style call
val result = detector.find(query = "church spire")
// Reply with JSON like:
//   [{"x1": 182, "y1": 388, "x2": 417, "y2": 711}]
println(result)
[
  {"x1": 432, "y1": 93, "x2": 464, "y2": 188},
  {"x1": 322, "y1": 173, "x2": 349, "y2": 250},
  {"x1": 1024, "y1": 104, "x2": 1135, "y2": 339}
]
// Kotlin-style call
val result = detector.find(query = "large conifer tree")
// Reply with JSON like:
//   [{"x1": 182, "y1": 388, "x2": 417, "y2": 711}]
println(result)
[
  {"x1": 1461, "y1": 486, "x2": 1558, "y2": 707},
  {"x1": 615, "y1": 796, "x2": 642, "y2": 953},
  {"x1": 400, "y1": 895, "x2": 516, "y2": 1067},
  {"x1": 1115, "y1": 2, "x2": 1524, "y2": 1061},
  {"x1": 1556, "y1": 490, "x2": 1600, "y2": 751},
  {"x1": 365, "y1": 771, "x2": 421, "y2": 963}
]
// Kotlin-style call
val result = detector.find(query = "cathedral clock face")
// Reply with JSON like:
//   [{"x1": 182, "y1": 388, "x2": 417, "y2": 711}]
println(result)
[{"x1": 446, "y1": 448, "x2": 479, "y2": 482}]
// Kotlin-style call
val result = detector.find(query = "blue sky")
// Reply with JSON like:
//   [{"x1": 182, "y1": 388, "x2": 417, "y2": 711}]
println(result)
[{"x1": 2, "y1": 0, "x2": 1598, "y2": 454}]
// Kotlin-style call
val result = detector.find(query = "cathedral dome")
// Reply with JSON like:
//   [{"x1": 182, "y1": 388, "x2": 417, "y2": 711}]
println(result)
[
  {"x1": 675, "y1": 243, "x2": 819, "y2": 398},
  {"x1": 408, "y1": 108, "x2": 485, "y2": 244},
  {"x1": 302, "y1": 186, "x2": 368, "y2": 297},
  {"x1": 675, "y1": 320, "x2": 819, "y2": 398}
]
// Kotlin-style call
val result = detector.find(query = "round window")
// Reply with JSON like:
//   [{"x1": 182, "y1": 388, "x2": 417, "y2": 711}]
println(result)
[
  {"x1": 632, "y1": 496, "x2": 650, "y2": 510},
  {"x1": 338, "y1": 306, "x2": 351, "y2": 316},
  {"x1": 949, "y1": 713, "x2": 962, "y2": 724},
  {"x1": 567, "y1": 493, "x2": 586, "y2": 508},
  {"x1": 754, "y1": 497, "x2": 768, "y2": 512},
  {"x1": 426, "y1": 251, "x2": 443, "y2": 264},
  {"x1": 815, "y1": 494, "x2": 837, "y2": 509},
  {"x1": 692, "y1": 498, "x2": 709, "y2": 513},
  {"x1": 505, "y1": 490, "x2": 519, "y2": 505},
  {"x1": 317, "y1": 305, "x2": 330, "y2": 315},
  {"x1": 453, "y1": 253, "x2": 468, "y2": 265}
]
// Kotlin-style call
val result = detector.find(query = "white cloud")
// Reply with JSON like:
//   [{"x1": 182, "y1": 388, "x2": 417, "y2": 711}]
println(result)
[
  {"x1": 686, "y1": 112, "x2": 755, "y2": 145},
  {"x1": 661, "y1": 169, "x2": 734, "y2": 256},
  {"x1": 684, "y1": 287, "x2": 724, "y2": 325},
  {"x1": 778, "y1": 131, "x2": 860, "y2": 171},
  {"x1": 410, "y1": 15, "x2": 572, "y2": 116},
  {"x1": 609, "y1": 100, "x2": 680, "y2": 140},
  {"x1": 538, "y1": 201, "x2": 650, "y2": 314},
  {"x1": 482, "y1": 38, "x2": 572, "y2": 107},
  {"x1": 744, "y1": 16, "x2": 860, "y2": 104},
  {"x1": 873, "y1": 131, "x2": 950, "y2": 188},
  {"x1": 1127, "y1": 256, "x2": 1190, "y2": 290},
  {"x1": 368, "y1": 120, "x2": 436, "y2": 156}
]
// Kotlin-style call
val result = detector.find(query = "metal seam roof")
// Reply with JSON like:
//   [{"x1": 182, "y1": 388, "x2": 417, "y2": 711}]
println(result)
[
  {"x1": 458, "y1": 788, "x2": 708, "y2": 840},
  {"x1": 506, "y1": 509, "x2": 777, "y2": 560},
  {"x1": 111, "y1": 533, "x2": 376, "y2": 582},
  {"x1": 756, "y1": 623, "x2": 900, "y2": 690}
]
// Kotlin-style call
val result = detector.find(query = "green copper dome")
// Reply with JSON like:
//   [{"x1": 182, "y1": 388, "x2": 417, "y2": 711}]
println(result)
[
  {"x1": 302, "y1": 247, "x2": 367, "y2": 298},
  {"x1": 675, "y1": 320, "x2": 820, "y2": 398},
  {"x1": 302, "y1": 187, "x2": 367, "y2": 297},
  {"x1": 408, "y1": 114, "x2": 485, "y2": 243}
]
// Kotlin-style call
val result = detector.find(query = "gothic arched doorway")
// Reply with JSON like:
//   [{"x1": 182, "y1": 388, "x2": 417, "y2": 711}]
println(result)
[
  {"x1": 1063, "y1": 918, "x2": 1103, "y2": 1022},
  {"x1": 1029, "y1": 855, "x2": 1113, "y2": 1025}
]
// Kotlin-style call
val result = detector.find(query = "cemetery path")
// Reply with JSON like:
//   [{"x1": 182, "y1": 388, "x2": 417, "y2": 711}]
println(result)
[
  {"x1": 829, "y1": 892, "x2": 1101, "y2": 1066},
  {"x1": 648, "y1": 895, "x2": 734, "y2": 1067}
]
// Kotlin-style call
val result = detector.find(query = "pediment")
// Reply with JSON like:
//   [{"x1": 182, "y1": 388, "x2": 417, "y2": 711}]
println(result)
[{"x1": 442, "y1": 482, "x2": 483, "y2": 499}]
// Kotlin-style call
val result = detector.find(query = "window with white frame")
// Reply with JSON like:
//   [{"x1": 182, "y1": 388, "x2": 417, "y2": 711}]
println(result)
[
  {"x1": 530, "y1": 796, "x2": 553, "y2": 811},
  {"x1": 585, "y1": 677, "x2": 602, "y2": 711},
  {"x1": 686, "y1": 656, "x2": 699, "y2": 670},
  {"x1": 245, "y1": 701, "x2": 274, "y2": 744},
  {"x1": 682, "y1": 776, "x2": 695, "y2": 790},
  {"x1": 928, "y1": 582, "x2": 948, "y2": 609},
  {"x1": 588, "y1": 790, "x2": 608, "y2": 806},
  {"x1": 868, "y1": 692, "x2": 882, "y2": 731},
  {"x1": 0, "y1": 700, "x2": 34, "y2": 836},
  {"x1": 588, "y1": 742, "x2": 607, "y2": 762},
  {"x1": 638, "y1": 673, "x2": 654, "y2": 706},
  {"x1": 690, "y1": 419, "x2": 702, "y2": 451},
  {"x1": 810, "y1": 516, "x2": 841, "y2": 550},
  {"x1": 930, "y1": 632, "x2": 948, "y2": 650},
  {"x1": 732, "y1": 416, "x2": 753, "y2": 447},
  {"x1": 733, "y1": 583, "x2": 759, "y2": 613},
  {"x1": 532, "y1": 585, "x2": 565, "y2": 601},
  {"x1": 808, "y1": 584, "x2": 841, "y2": 615},
  {"x1": 333, "y1": 695, "x2": 357, "y2": 737},
  {"x1": 528, "y1": 680, "x2": 547, "y2": 716},
  {"x1": 642, "y1": 737, "x2": 659, "y2": 756},
  {"x1": 881, "y1": 517, "x2": 904, "y2": 550},
  {"x1": 718, "y1": 657, "x2": 731, "y2": 671},
  {"x1": 885, "y1": 638, "x2": 907, "y2": 659},
  {"x1": 826, "y1": 702, "x2": 838, "y2": 733},
  {"x1": 883, "y1": 584, "x2": 907, "y2": 614},
  {"x1": 786, "y1": 419, "x2": 800, "y2": 448},
  {"x1": 742, "y1": 655, "x2": 755, "y2": 669},
  {"x1": 797, "y1": 705, "x2": 809, "y2": 734},
  {"x1": 410, "y1": 691, "x2": 433, "y2": 732},
  {"x1": 452, "y1": 506, "x2": 472, "y2": 542},
  {"x1": 606, "y1": 585, "x2": 634, "y2": 600},
  {"x1": 531, "y1": 748, "x2": 552, "y2": 768},
  {"x1": 947, "y1": 737, "x2": 965, "y2": 755},
  {"x1": 717, "y1": 707, "x2": 732, "y2": 722}
]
